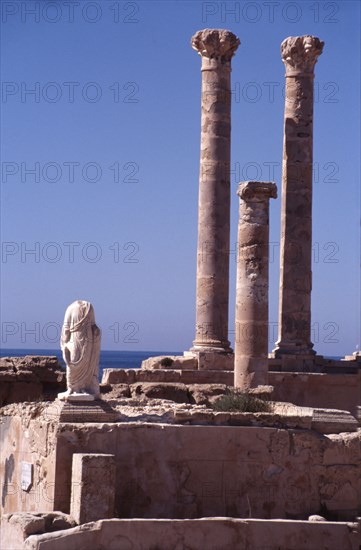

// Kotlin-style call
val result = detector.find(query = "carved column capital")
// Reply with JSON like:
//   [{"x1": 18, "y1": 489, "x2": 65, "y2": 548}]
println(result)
[
  {"x1": 281, "y1": 35, "x2": 324, "y2": 76},
  {"x1": 192, "y1": 29, "x2": 240, "y2": 66},
  {"x1": 238, "y1": 181, "x2": 277, "y2": 202}
]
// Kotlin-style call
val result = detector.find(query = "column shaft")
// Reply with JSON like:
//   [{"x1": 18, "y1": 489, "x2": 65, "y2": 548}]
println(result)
[
  {"x1": 191, "y1": 29, "x2": 240, "y2": 352},
  {"x1": 235, "y1": 181, "x2": 277, "y2": 389},
  {"x1": 274, "y1": 36, "x2": 324, "y2": 357}
]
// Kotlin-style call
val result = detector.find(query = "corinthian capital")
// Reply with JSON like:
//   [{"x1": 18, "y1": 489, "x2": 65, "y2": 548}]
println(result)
[
  {"x1": 192, "y1": 29, "x2": 240, "y2": 63},
  {"x1": 281, "y1": 36, "x2": 324, "y2": 75}
]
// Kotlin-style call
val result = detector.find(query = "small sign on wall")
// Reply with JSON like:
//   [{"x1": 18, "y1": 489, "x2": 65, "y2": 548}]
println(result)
[{"x1": 21, "y1": 462, "x2": 33, "y2": 491}]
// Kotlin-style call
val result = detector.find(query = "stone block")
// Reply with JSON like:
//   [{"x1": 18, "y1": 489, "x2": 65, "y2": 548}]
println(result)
[
  {"x1": 311, "y1": 408, "x2": 359, "y2": 434},
  {"x1": 45, "y1": 400, "x2": 117, "y2": 423},
  {"x1": 22, "y1": 518, "x2": 361, "y2": 550},
  {"x1": 179, "y1": 369, "x2": 234, "y2": 385},
  {"x1": 130, "y1": 383, "x2": 189, "y2": 403},
  {"x1": 141, "y1": 355, "x2": 197, "y2": 370},
  {"x1": 136, "y1": 369, "x2": 182, "y2": 383},
  {"x1": 186, "y1": 351, "x2": 234, "y2": 370},
  {"x1": 0, "y1": 512, "x2": 76, "y2": 549},
  {"x1": 102, "y1": 368, "x2": 136, "y2": 385},
  {"x1": 70, "y1": 453, "x2": 116, "y2": 524}
]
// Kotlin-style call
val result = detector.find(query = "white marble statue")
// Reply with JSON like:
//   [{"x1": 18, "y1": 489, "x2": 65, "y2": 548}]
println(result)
[{"x1": 58, "y1": 300, "x2": 101, "y2": 401}]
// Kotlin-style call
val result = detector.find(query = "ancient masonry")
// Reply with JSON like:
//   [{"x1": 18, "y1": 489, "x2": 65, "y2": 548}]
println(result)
[
  {"x1": 1, "y1": 29, "x2": 360, "y2": 550},
  {"x1": 273, "y1": 36, "x2": 324, "y2": 358},
  {"x1": 235, "y1": 181, "x2": 277, "y2": 389},
  {"x1": 189, "y1": 29, "x2": 239, "y2": 362}
]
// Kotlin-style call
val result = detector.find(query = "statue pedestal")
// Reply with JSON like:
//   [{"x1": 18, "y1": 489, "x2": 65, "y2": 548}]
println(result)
[
  {"x1": 45, "y1": 399, "x2": 117, "y2": 423},
  {"x1": 58, "y1": 391, "x2": 95, "y2": 402}
]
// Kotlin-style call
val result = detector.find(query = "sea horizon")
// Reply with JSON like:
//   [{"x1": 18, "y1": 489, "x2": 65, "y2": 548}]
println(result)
[
  {"x1": 0, "y1": 348, "x2": 183, "y2": 377},
  {"x1": 0, "y1": 348, "x2": 344, "y2": 375}
]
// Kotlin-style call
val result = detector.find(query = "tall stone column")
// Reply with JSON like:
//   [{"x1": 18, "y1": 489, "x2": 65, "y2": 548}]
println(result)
[
  {"x1": 190, "y1": 29, "x2": 240, "y2": 357},
  {"x1": 235, "y1": 181, "x2": 277, "y2": 389},
  {"x1": 274, "y1": 36, "x2": 324, "y2": 357}
]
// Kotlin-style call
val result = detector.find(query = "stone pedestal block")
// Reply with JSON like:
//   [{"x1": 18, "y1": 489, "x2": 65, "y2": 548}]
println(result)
[
  {"x1": 70, "y1": 453, "x2": 116, "y2": 524},
  {"x1": 185, "y1": 350, "x2": 234, "y2": 370}
]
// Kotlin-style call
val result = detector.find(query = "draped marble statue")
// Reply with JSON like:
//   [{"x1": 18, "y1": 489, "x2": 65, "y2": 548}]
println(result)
[{"x1": 58, "y1": 300, "x2": 101, "y2": 401}]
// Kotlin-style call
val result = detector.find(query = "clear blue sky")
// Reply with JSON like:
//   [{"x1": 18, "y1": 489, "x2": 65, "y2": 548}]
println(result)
[{"x1": 1, "y1": 0, "x2": 360, "y2": 356}]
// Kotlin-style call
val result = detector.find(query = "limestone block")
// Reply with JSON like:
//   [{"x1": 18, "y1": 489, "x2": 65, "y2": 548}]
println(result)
[
  {"x1": 0, "y1": 512, "x2": 76, "y2": 550},
  {"x1": 101, "y1": 368, "x2": 234, "y2": 386},
  {"x1": 130, "y1": 383, "x2": 189, "y2": 403},
  {"x1": 70, "y1": 453, "x2": 116, "y2": 524},
  {"x1": 1, "y1": 513, "x2": 45, "y2": 546},
  {"x1": 23, "y1": 518, "x2": 361, "y2": 550},
  {"x1": 192, "y1": 351, "x2": 234, "y2": 371},
  {"x1": 179, "y1": 369, "x2": 233, "y2": 385},
  {"x1": 45, "y1": 400, "x2": 117, "y2": 423},
  {"x1": 136, "y1": 369, "x2": 182, "y2": 382},
  {"x1": 141, "y1": 355, "x2": 197, "y2": 370},
  {"x1": 0, "y1": 356, "x2": 66, "y2": 407},
  {"x1": 188, "y1": 384, "x2": 227, "y2": 405},
  {"x1": 102, "y1": 368, "x2": 136, "y2": 385},
  {"x1": 311, "y1": 408, "x2": 359, "y2": 434}
]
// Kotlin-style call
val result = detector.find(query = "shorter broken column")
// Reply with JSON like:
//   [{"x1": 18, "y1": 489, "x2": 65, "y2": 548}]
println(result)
[
  {"x1": 235, "y1": 181, "x2": 277, "y2": 389},
  {"x1": 70, "y1": 453, "x2": 116, "y2": 524}
]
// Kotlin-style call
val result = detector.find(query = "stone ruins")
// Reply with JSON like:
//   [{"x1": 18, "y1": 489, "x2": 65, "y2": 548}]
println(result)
[{"x1": 0, "y1": 30, "x2": 360, "y2": 550}]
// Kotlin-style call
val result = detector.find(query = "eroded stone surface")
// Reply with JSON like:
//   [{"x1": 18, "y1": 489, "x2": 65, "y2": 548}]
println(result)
[
  {"x1": 141, "y1": 355, "x2": 197, "y2": 370},
  {"x1": 1, "y1": 512, "x2": 75, "y2": 550},
  {"x1": 70, "y1": 453, "x2": 116, "y2": 524},
  {"x1": 1, "y1": 400, "x2": 360, "y2": 524},
  {"x1": 190, "y1": 29, "x2": 239, "y2": 355},
  {"x1": 20, "y1": 518, "x2": 361, "y2": 550},
  {"x1": 274, "y1": 36, "x2": 324, "y2": 358},
  {"x1": 235, "y1": 181, "x2": 277, "y2": 389},
  {"x1": 0, "y1": 356, "x2": 65, "y2": 407}
]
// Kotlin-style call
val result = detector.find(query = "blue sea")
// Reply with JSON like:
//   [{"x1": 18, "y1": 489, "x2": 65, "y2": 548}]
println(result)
[{"x1": 0, "y1": 349, "x2": 181, "y2": 380}]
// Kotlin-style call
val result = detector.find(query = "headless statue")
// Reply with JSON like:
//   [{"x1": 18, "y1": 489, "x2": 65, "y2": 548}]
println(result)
[{"x1": 58, "y1": 300, "x2": 101, "y2": 401}]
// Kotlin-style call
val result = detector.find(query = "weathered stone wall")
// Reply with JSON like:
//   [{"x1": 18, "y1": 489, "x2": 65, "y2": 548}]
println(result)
[
  {"x1": 0, "y1": 406, "x2": 58, "y2": 517},
  {"x1": 101, "y1": 368, "x2": 361, "y2": 417},
  {"x1": 54, "y1": 423, "x2": 360, "y2": 521},
  {"x1": 10, "y1": 518, "x2": 360, "y2": 550},
  {"x1": 0, "y1": 356, "x2": 65, "y2": 407},
  {"x1": 1, "y1": 512, "x2": 75, "y2": 550},
  {"x1": 270, "y1": 372, "x2": 361, "y2": 418},
  {"x1": 1, "y1": 410, "x2": 360, "y2": 523}
]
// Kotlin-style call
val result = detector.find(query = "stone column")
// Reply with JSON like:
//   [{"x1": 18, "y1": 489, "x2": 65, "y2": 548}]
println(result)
[
  {"x1": 235, "y1": 181, "x2": 277, "y2": 389},
  {"x1": 274, "y1": 36, "x2": 324, "y2": 357},
  {"x1": 190, "y1": 29, "x2": 240, "y2": 356}
]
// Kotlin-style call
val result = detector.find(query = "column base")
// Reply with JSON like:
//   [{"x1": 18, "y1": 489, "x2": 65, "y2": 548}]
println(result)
[
  {"x1": 268, "y1": 351, "x2": 324, "y2": 372},
  {"x1": 272, "y1": 342, "x2": 316, "y2": 357},
  {"x1": 185, "y1": 349, "x2": 234, "y2": 371}
]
